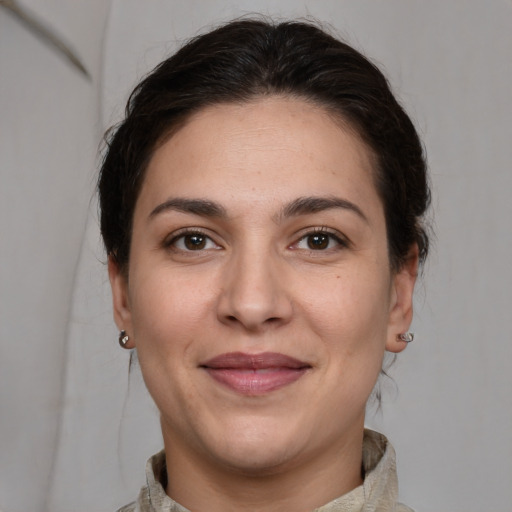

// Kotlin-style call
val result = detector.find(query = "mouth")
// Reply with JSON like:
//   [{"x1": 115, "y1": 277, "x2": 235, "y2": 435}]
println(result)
[{"x1": 199, "y1": 352, "x2": 311, "y2": 395}]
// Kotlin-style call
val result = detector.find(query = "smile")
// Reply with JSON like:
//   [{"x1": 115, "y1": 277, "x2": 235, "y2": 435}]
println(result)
[{"x1": 200, "y1": 352, "x2": 311, "y2": 395}]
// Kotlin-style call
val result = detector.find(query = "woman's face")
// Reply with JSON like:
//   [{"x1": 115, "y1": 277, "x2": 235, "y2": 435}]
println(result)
[{"x1": 110, "y1": 97, "x2": 416, "y2": 475}]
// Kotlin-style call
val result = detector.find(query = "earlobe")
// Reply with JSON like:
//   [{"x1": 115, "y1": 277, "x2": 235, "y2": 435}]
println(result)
[
  {"x1": 108, "y1": 255, "x2": 134, "y2": 348},
  {"x1": 385, "y1": 246, "x2": 419, "y2": 354}
]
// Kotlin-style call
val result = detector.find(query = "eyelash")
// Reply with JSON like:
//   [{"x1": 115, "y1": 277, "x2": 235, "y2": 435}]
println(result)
[
  {"x1": 164, "y1": 229, "x2": 220, "y2": 252},
  {"x1": 164, "y1": 227, "x2": 349, "y2": 253},
  {"x1": 293, "y1": 227, "x2": 349, "y2": 252}
]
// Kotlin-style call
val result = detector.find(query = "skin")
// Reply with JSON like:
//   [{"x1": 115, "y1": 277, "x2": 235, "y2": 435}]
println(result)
[{"x1": 109, "y1": 97, "x2": 418, "y2": 512}]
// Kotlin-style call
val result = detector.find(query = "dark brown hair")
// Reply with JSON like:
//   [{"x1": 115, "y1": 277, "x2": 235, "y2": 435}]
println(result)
[{"x1": 98, "y1": 18, "x2": 430, "y2": 272}]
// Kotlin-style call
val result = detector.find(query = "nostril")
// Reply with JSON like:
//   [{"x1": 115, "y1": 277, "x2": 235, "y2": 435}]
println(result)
[{"x1": 224, "y1": 314, "x2": 282, "y2": 326}]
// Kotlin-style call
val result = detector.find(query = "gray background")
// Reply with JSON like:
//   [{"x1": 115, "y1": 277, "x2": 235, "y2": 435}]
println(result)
[{"x1": 1, "y1": 1, "x2": 511, "y2": 511}]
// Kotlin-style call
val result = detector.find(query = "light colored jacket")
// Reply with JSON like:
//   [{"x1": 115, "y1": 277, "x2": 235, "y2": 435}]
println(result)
[{"x1": 117, "y1": 429, "x2": 413, "y2": 512}]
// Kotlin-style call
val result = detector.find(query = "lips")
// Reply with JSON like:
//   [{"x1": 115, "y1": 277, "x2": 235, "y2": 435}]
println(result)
[{"x1": 200, "y1": 352, "x2": 311, "y2": 395}]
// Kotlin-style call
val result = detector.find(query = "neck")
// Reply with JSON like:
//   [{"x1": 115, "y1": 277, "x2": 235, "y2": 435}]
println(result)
[{"x1": 162, "y1": 427, "x2": 364, "y2": 512}]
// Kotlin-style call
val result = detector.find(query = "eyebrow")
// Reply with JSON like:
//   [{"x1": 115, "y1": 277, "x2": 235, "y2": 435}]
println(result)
[
  {"x1": 280, "y1": 196, "x2": 368, "y2": 223},
  {"x1": 149, "y1": 198, "x2": 227, "y2": 219},
  {"x1": 149, "y1": 195, "x2": 367, "y2": 223}
]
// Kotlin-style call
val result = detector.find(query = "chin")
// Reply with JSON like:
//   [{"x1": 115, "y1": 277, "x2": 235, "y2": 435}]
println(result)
[
  {"x1": 202, "y1": 417, "x2": 305, "y2": 475},
  {"x1": 216, "y1": 442, "x2": 298, "y2": 476}
]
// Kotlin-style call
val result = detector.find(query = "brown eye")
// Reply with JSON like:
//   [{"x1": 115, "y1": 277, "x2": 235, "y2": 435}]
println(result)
[
  {"x1": 184, "y1": 234, "x2": 207, "y2": 250},
  {"x1": 169, "y1": 231, "x2": 219, "y2": 252},
  {"x1": 294, "y1": 230, "x2": 347, "y2": 252},
  {"x1": 307, "y1": 233, "x2": 329, "y2": 250}
]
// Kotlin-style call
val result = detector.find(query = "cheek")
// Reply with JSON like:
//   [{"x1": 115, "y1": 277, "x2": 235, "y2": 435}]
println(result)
[
  {"x1": 300, "y1": 265, "x2": 391, "y2": 366},
  {"x1": 127, "y1": 271, "x2": 209, "y2": 409},
  {"x1": 305, "y1": 265, "x2": 391, "y2": 328},
  {"x1": 128, "y1": 266, "x2": 218, "y2": 353}
]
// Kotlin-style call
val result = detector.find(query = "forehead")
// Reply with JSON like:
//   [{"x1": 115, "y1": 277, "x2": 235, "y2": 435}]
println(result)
[{"x1": 138, "y1": 97, "x2": 382, "y2": 218}]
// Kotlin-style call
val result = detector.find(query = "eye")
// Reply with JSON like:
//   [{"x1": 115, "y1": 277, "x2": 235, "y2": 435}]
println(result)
[
  {"x1": 294, "y1": 230, "x2": 347, "y2": 251},
  {"x1": 168, "y1": 231, "x2": 220, "y2": 251}
]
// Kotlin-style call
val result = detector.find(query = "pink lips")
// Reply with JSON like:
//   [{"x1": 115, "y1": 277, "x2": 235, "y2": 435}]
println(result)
[{"x1": 200, "y1": 352, "x2": 310, "y2": 395}]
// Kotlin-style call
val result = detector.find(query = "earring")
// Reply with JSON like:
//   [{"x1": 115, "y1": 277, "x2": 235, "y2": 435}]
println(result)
[
  {"x1": 118, "y1": 330, "x2": 130, "y2": 349},
  {"x1": 397, "y1": 332, "x2": 414, "y2": 343}
]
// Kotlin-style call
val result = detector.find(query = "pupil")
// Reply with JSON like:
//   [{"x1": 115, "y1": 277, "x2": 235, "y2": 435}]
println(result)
[
  {"x1": 308, "y1": 234, "x2": 328, "y2": 250},
  {"x1": 185, "y1": 234, "x2": 206, "y2": 250}
]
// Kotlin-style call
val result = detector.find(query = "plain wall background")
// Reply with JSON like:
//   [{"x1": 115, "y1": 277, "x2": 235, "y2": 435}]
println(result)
[{"x1": 1, "y1": 1, "x2": 511, "y2": 511}]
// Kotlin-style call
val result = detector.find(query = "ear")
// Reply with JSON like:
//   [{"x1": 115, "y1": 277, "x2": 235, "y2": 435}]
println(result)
[
  {"x1": 386, "y1": 245, "x2": 419, "y2": 354},
  {"x1": 108, "y1": 255, "x2": 135, "y2": 349}
]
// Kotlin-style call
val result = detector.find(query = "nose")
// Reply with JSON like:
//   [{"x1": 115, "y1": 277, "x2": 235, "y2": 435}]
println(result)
[{"x1": 216, "y1": 245, "x2": 293, "y2": 332}]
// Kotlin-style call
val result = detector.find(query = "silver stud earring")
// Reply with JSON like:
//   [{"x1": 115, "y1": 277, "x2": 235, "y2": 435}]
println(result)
[
  {"x1": 397, "y1": 332, "x2": 414, "y2": 343},
  {"x1": 118, "y1": 330, "x2": 130, "y2": 348}
]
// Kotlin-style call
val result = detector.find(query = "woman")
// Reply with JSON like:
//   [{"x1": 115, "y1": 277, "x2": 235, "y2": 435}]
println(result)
[{"x1": 99, "y1": 18, "x2": 429, "y2": 512}]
